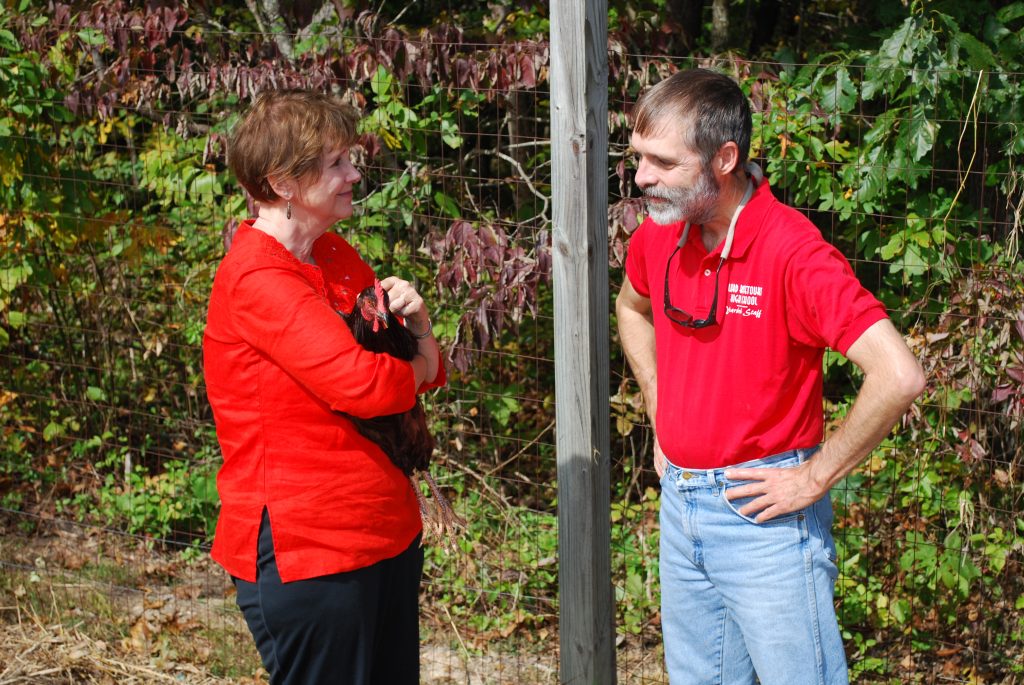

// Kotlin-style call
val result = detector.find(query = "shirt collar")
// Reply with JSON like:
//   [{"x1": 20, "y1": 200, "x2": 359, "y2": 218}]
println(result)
[{"x1": 719, "y1": 176, "x2": 772, "y2": 261}]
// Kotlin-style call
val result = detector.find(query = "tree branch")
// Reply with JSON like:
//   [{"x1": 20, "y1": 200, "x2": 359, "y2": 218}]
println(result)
[{"x1": 245, "y1": 0, "x2": 295, "y2": 61}]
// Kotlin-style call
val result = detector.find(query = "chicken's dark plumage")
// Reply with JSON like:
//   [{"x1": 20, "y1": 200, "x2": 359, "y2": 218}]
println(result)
[
  {"x1": 341, "y1": 281, "x2": 434, "y2": 477},
  {"x1": 340, "y1": 282, "x2": 462, "y2": 542}
]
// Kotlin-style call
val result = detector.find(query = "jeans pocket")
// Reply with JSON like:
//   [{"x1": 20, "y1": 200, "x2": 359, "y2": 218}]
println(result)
[
  {"x1": 807, "y1": 494, "x2": 840, "y2": 580},
  {"x1": 723, "y1": 481, "x2": 802, "y2": 525}
]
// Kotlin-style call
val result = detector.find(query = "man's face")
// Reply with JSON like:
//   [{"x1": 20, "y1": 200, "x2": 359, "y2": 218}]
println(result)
[{"x1": 630, "y1": 120, "x2": 720, "y2": 226}]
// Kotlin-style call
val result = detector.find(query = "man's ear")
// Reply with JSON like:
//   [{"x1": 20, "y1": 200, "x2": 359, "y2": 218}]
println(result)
[
  {"x1": 266, "y1": 174, "x2": 296, "y2": 202},
  {"x1": 715, "y1": 142, "x2": 740, "y2": 177}
]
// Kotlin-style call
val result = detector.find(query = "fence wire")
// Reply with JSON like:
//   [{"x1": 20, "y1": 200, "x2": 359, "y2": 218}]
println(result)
[{"x1": 1, "y1": 15, "x2": 1022, "y2": 685}]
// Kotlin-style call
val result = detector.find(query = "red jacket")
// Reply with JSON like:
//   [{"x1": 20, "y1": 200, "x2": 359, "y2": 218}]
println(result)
[{"x1": 203, "y1": 221, "x2": 445, "y2": 582}]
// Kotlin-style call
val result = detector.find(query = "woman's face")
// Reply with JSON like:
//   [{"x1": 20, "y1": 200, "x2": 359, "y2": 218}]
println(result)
[{"x1": 295, "y1": 146, "x2": 362, "y2": 225}]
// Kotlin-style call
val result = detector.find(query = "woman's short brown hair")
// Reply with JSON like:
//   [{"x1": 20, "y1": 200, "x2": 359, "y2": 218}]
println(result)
[{"x1": 228, "y1": 89, "x2": 361, "y2": 203}]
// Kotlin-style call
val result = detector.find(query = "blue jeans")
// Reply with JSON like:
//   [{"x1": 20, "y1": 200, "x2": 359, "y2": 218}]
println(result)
[{"x1": 659, "y1": 448, "x2": 848, "y2": 685}]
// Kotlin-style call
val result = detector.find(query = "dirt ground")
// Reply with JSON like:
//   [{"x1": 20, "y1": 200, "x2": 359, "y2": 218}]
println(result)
[
  {"x1": 0, "y1": 620, "x2": 671, "y2": 685},
  {"x1": 0, "y1": 618, "x2": 581, "y2": 684},
  {"x1": 0, "y1": 517, "x2": 666, "y2": 684},
  {"x1": 2, "y1": 516, "x2": 1019, "y2": 684},
  {"x1": 0, "y1": 600, "x2": 663, "y2": 685}
]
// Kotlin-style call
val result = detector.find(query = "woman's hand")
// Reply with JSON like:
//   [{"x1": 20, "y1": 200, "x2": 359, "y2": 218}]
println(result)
[
  {"x1": 380, "y1": 276, "x2": 439, "y2": 386},
  {"x1": 380, "y1": 276, "x2": 429, "y2": 331}
]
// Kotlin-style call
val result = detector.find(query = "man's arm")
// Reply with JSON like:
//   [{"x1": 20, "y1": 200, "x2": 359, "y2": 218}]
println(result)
[
  {"x1": 725, "y1": 318, "x2": 926, "y2": 521},
  {"x1": 616, "y1": 278, "x2": 669, "y2": 477}
]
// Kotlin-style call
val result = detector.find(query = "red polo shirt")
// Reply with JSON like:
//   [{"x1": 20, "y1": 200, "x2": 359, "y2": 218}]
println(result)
[
  {"x1": 203, "y1": 221, "x2": 445, "y2": 582},
  {"x1": 624, "y1": 180, "x2": 887, "y2": 469}
]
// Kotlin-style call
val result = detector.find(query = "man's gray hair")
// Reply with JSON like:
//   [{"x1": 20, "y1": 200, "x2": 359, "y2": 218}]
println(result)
[{"x1": 632, "y1": 68, "x2": 752, "y2": 168}]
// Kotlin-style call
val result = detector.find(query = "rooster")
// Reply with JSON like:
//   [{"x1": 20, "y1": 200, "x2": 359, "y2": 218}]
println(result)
[{"x1": 340, "y1": 281, "x2": 463, "y2": 543}]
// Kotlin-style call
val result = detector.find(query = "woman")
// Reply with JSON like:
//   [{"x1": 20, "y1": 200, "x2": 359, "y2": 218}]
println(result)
[{"x1": 203, "y1": 89, "x2": 444, "y2": 684}]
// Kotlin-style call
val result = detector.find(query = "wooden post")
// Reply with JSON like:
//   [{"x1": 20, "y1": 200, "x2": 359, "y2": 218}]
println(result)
[{"x1": 550, "y1": 0, "x2": 615, "y2": 682}]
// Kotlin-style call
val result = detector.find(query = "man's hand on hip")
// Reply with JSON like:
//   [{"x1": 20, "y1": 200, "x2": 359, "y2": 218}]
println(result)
[{"x1": 723, "y1": 461, "x2": 828, "y2": 522}]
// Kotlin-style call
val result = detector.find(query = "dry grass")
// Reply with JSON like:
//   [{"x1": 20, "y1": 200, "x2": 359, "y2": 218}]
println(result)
[
  {"x1": 0, "y1": 601, "x2": 262, "y2": 685},
  {"x1": 0, "y1": 518, "x2": 266, "y2": 684},
  {"x1": 0, "y1": 519, "x2": 667, "y2": 684}
]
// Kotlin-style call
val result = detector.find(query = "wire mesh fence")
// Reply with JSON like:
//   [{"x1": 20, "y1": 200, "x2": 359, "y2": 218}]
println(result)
[{"x1": 1, "y1": 5, "x2": 1023, "y2": 684}]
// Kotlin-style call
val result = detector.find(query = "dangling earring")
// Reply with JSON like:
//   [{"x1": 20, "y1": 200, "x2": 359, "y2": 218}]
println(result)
[{"x1": 286, "y1": 200, "x2": 292, "y2": 220}]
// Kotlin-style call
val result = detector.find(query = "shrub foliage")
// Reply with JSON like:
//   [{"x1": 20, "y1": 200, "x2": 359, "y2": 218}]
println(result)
[{"x1": 1, "y1": 0, "x2": 1022, "y2": 680}]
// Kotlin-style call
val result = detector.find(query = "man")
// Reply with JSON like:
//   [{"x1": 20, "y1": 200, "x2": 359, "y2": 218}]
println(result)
[{"x1": 616, "y1": 68, "x2": 925, "y2": 684}]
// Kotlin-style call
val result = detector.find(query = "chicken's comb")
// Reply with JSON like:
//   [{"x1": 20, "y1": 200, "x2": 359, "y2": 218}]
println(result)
[
  {"x1": 370, "y1": 279, "x2": 388, "y2": 333},
  {"x1": 374, "y1": 280, "x2": 387, "y2": 317}
]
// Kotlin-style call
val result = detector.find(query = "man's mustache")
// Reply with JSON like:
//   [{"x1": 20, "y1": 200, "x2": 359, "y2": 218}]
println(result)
[{"x1": 643, "y1": 186, "x2": 677, "y2": 201}]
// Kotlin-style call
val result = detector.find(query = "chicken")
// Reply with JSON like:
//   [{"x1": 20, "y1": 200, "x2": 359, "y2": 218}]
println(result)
[{"x1": 340, "y1": 281, "x2": 463, "y2": 543}]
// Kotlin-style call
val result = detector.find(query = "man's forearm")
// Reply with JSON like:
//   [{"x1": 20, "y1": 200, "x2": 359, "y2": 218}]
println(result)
[
  {"x1": 810, "y1": 320, "x2": 926, "y2": 494},
  {"x1": 617, "y1": 303, "x2": 659, "y2": 426},
  {"x1": 812, "y1": 371, "x2": 921, "y2": 492},
  {"x1": 725, "y1": 319, "x2": 925, "y2": 521}
]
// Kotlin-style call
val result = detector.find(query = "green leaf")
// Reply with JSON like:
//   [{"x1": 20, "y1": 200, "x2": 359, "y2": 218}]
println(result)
[
  {"x1": 109, "y1": 238, "x2": 132, "y2": 257},
  {"x1": 86, "y1": 386, "x2": 108, "y2": 402},
  {"x1": 905, "y1": 110, "x2": 938, "y2": 162},
  {"x1": 820, "y1": 66, "x2": 857, "y2": 114},
  {"x1": 433, "y1": 191, "x2": 460, "y2": 219},
  {"x1": 0, "y1": 265, "x2": 33, "y2": 293},
  {"x1": 953, "y1": 34, "x2": 996, "y2": 69},
  {"x1": 43, "y1": 421, "x2": 64, "y2": 441},
  {"x1": 863, "y1": 108, "x2": 898, "y2": 147},
  {"x1": 931, "y1": 226, "x2": 952, "y2": 245},
  {"x1": 864, "y1": 16, "x2": 930, "y2": 101},
  {"x1": 855, "y1": 156, "x2": 888, "y2": 204},
  {"x1": 0, "y1": 29, "x2": 17, "y2": 51},
  {"x1": 890, "y1": 598, "x2": 910, "y2": 624},
  {"x1": 823, "y1": 139, "x2": 850, "y2": 162},
  {"x1": 370, "y1": 65, "x2": 393, "y2": 98},
  {"x1": 997, "y1": 3, "x2": 1024, "y2": 24},
  {"x1": 880, "y1": 234, "x2": 904, "y2": 261},
  {"x1": 441, "y1": 119, "x2": 463, "y2": 149},
  {"x1": 76, "y1": 28, "x2": 106, "y2": 47},
  {"x1": 188, "y1": 171, "x2": 220, "y2": 198},
  {"x1": 879, "y1": 17, "x2": 918, "y2": 66},
  {"x1": 625, "y1": 571, "x2": 643, "y2": 597}
]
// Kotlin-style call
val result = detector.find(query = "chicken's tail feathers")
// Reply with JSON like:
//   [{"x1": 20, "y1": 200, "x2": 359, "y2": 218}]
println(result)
[
  {"x1": 411, "y1": 470, "x2": 465, "y2": 552},
  {"x1": 412, "y1": 473, "x2": 431, "y2": 525}
]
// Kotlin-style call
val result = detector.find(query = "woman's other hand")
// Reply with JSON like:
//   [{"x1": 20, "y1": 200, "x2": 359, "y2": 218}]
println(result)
[
  {"x1": 380, "y1": 276, "x2": 439, "y2": 386},
  {"x1": 380, "y1": 277, "x2": 429, "y2": 330}
]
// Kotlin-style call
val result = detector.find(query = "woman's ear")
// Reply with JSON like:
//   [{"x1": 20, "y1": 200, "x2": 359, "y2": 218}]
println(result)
[{"x1": 266, "y1": 175, "x2": 296, "y2": 202}]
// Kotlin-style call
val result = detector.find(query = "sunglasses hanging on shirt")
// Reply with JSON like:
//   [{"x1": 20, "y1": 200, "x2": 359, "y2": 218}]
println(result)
[{"x1": 662, "y1": 178, "x2": 755, "y2": 328}]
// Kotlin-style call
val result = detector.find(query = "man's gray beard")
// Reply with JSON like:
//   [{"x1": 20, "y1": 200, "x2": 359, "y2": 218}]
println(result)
[{"x1": 643, "y1": 169, "x2": 719, "y2": 226}]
